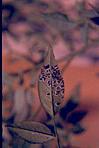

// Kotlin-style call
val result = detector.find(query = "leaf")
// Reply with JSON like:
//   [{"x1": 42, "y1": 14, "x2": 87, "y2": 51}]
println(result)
[
  {"x1": 90, "y1": 17, "x2": 99, "y2": 25},
  {"x1": 59, "y1": 84, "x2": 80, "y2": 120},
  {"x1": 6, "y1": 121, "x2": 55, "y2": 144},
  {"x1": 38, "y1": 45, "x2": 64, "y2": 116},
  {"x1": 67, "y1": 110, "x2": 88, "y2": 125},
  {"x1": 71, "y1": 123, "x2": 85, "y2": 134}
]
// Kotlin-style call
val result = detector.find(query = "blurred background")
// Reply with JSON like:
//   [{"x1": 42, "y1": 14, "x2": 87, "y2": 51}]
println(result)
[{"x1": 2, "y1": 0, "x2": 99, "y2": 148}]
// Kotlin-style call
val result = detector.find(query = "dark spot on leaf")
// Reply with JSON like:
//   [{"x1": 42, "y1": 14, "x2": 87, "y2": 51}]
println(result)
[
  {"x1": 47, "y1": 93, "x2": 50, "y2": 96},
  {"x1": 55, "y1": 102, "x2": 61, "y2": 106},
  {"x1": 44, "y1": 64, "x2": 50, "y2": 69}
]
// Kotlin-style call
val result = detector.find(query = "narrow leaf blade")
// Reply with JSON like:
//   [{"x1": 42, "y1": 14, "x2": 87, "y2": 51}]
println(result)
[
  {"x1": 67, "y1": 110, "x2": 88, "y2": 124},
  {"x1": 6, "y1": 121, "x2": 55, "y2": 144}
]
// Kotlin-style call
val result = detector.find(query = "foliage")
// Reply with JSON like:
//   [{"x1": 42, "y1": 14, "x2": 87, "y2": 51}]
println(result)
[{"x1": 2, "y1": 0, "x2": 99, "y2": 148}]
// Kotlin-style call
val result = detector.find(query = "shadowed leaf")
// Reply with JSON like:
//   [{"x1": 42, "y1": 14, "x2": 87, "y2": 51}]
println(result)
[
  {"x1": 71, "y1": 123, "x2": 85, "y2": 134},
  {"x1": 38, "y1": 44, "x2": 64, "y2": 116},
  {"x1": 90, "y1": 17, "x2": 99, "y2": 25},
  {"x1": 59, "y1": 84, "x2": 80, "y2": 120},
  {"x1": 6, "y1": 121, "x2": 55, "y2": 144},
  {"x1": 67, "y1": 110, "x2": 87, "y2": 125}
]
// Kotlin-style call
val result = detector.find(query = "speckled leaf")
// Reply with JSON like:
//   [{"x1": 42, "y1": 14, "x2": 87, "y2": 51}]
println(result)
[
  {"x1": 38, "y1": 45, "x2": 64, "y2": 116},
  {"x1": 6, "y1": 121, "x2": 55, "y2": 144}
]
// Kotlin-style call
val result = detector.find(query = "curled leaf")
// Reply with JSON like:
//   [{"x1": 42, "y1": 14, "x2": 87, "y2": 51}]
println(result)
[
  {"x1": 67, "y1": 110, "x2": 88, "y2": 125},
  {"x1": 38, "y1": 45, "x2": 64, "y2": 116},
  {"x1": 6, "y1": 121, "x2": 55, "y2": 144}
]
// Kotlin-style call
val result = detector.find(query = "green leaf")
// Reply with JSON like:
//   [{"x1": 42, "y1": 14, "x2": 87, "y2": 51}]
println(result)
[
  {"x1": 6, "y1": 121, "x2": 55, "y2": 144},
  {"x1": 38, "y1": 45, "x2": 64, "y2": 116}
]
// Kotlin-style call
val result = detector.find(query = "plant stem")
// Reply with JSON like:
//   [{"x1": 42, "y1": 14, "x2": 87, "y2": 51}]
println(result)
[
  {"x1": 53, "y1": 115, "x2": 61, "y2": 148},
  {"x1": 48, "y1": 43, "x2": 61, "y2": 148}
]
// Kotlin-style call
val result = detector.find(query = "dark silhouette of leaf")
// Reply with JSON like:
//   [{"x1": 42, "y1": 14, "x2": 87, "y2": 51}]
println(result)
[
  {"x1": 38, "y1": 44, "x2": 64, "y2": 116},
  {"x1": 59, "y1": 99, "x2": 79, "y2": 121},
  {"x1": 2, "y1": 4, "x2": 16, "y2": 19},
  {"x1": 2, "y1": 3, "x2": 17, "y2": 32},
  {"x1": 71, "y1": 123, "x2": 85, "y2": 134},
  {"x1": 67, "y1": 110, "x2": 88, "y2": 125},
  {"x1": 47, "y1": 124, "x2": 55, "y2": 134},
  {"x1": 6, "y1": 121, "x2": 55, "y2": 144},
  {"x1": 90, "y1": 17, "x2": 99, "y2": 25},
  {"x1": 59, "y1": 84, "x2": 80, "y2": 120}
]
